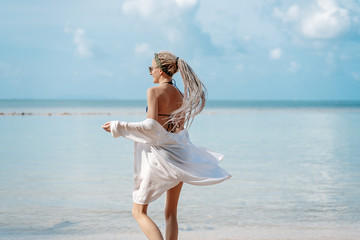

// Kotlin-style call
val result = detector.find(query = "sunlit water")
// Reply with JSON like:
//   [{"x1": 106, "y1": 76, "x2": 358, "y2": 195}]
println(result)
[{"x1": 1, "y1": 100, "x2": 360, "y2": 239}]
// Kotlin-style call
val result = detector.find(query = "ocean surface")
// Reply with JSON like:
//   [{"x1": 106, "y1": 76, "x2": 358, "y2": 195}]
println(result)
[{"x1": 1, "y1": 100, "x2": 360, "y2": 240}]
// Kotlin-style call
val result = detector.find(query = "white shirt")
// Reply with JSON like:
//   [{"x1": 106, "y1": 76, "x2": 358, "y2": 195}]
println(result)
[{"x1": 110, "y1": 118, "x2": 231, "y2": 204}]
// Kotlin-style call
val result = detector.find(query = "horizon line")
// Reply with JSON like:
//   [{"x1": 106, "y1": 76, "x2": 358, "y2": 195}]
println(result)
[{"x1": 1, "y1": 98, "x2": 360, "y2": 102}]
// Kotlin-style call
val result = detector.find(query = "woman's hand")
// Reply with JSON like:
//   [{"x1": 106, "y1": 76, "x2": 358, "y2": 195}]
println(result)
[{"x1": 102, "y1": 122, "x2": 111, "y2": 133}]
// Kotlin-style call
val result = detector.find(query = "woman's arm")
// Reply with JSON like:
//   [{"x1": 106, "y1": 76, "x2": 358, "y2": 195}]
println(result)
[
  {"x1": 146, "y1": 87, "x2": 158, "y2": 120},
  {"x1": 102, "y1": 87, "x2": 158, "y2": 133},
  {"x1": 101, "y1": 87, "x2": 162, "y2": 144},
  {"x1": 102, "y1": 119, "x2": 162, "y2": 144},
  {"x1": 106, "y1": 119, "x2": 161, "y2": 144}
]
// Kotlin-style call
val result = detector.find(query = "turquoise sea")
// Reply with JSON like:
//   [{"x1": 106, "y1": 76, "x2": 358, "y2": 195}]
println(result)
[{"x1": 1, "y1": 100, "x2": 360, "y2": 240}]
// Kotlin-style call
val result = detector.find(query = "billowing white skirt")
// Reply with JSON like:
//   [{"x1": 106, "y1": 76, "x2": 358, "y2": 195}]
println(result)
[{"x1": 110, "y1": 118, "x2": 231, "y2": 204}]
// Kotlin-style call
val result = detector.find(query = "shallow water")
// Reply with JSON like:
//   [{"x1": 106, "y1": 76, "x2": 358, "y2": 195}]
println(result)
[{"x1": 1, "y1": 100, "x2": 360, "y2": 239}]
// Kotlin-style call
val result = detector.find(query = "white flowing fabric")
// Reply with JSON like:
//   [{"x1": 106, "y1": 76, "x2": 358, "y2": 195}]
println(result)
[{"x1": 110, "y1": 118, "x2": 231, "y2": 204}]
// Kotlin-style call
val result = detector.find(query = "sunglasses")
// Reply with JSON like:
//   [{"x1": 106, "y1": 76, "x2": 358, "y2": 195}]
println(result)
[{"x1": 148, "y1": 66, "x2": 158, "y2": 74}]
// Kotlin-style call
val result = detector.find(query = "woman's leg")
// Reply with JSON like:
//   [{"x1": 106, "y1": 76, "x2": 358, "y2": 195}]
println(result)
[
  {"x1": 132, "y1": 202, "x2": 164, "y2": 240},
  {"x1": 164, "y1": 182, "x2": 183, "y2": 240}
]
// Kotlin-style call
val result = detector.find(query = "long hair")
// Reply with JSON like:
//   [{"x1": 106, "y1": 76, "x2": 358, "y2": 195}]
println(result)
[{"x1": 155, "y1": 51, "x2": 207, "y2": 130}]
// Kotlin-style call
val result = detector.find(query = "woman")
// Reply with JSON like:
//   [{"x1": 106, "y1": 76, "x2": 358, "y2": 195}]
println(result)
[{"x1": 102, "y1": 51, "x2": 231, "y2": 240}]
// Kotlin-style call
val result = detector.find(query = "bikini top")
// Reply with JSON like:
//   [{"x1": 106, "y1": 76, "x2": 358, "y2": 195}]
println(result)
[{"x1": 146, "y1": 80, "x2": 183, "y2": 132}]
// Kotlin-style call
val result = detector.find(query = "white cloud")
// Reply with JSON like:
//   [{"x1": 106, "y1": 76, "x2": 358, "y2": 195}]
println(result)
[
  {"x1": 122, "y1": 0, "x2": 155, "y2": 18},
  {"x1": 270, "y1": 48, "x2": 282, "y2": 60},
  {"x1": 175, "y1": 0, "x2": 197, "y2": 8},
  {"x1": 64, "y1": 25, "x2": 93, "y2": 58},
  {"x1": 195, "y1": 1, "x2": 283, "y2": 52},
  {"x1": 122, "y1": 0, "x2": 197, "y2": 19},
  {"x1": 73, "y1": 28, "x2": 93, "y2": 58},
  {"x1": 273, "y1": 4, "x2": 299, "y2": 22},
  {"x1": 121, "y1": 0, "x2": 198, "y2": 48},
  {"x1": 273, "y1": 0, "x2": 352, "y2": 40},
  {"x1": 301, "y1": 0, "x2": 350, "y2": 39},
  {"x1": 135, "y1": 43, "x2": 150, "y2": 54}
]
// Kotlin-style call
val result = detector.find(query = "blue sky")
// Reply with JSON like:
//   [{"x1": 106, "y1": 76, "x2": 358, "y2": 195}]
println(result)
[{"x1": 1, "y1": 0, "x2": 360, "y2": 100}]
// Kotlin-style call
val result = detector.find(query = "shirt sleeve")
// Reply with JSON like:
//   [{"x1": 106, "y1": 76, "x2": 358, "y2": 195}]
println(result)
[{"x1": 110, "y1": 118, "x2": 162, "y2": 145}]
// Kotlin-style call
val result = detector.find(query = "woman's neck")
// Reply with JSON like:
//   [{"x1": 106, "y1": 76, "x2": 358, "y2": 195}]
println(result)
[{"x1": 158, "y1": 77, "x2": 172, "y2": 84}]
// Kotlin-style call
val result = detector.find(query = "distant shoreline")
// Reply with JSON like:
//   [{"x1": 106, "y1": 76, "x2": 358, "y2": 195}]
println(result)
[
  {"x1": 0, "y1": 112, "x2": 115, "y2": 116},
  {"x1": 1, "y1": 99, "x2": 360, "y2": 116},
  {"x1": 1, "y1": 99, "x2": 360, "y2": 108},
  {"x1": 2, "y1": 108, "x2": 360, "y2": 117}
]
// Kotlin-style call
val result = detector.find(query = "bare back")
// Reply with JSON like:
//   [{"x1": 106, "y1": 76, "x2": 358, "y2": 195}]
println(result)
[{"x1": 146, "y1": 82, "x2": 184, "y2": 133}]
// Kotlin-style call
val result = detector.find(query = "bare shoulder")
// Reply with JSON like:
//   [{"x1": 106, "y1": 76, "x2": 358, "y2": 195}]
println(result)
[
  {"x1": 147, "y1": 85, "x2": 165, "y2": 94},
  {"x1": 146, "y1": 86, "x2": 161, "y2": 99}
]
